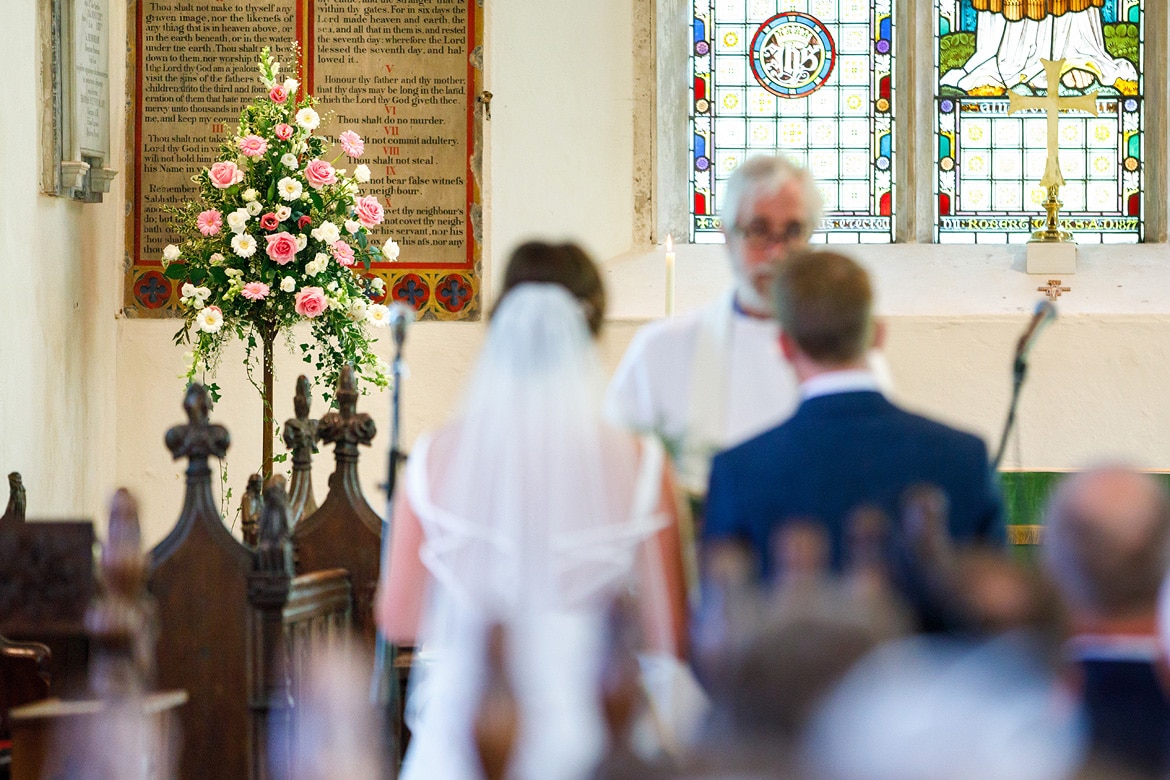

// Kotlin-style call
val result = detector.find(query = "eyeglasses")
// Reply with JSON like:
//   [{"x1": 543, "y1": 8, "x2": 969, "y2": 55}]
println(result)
[{"x1": 731, "y1": 221, "x2": 810, "y2": 249}]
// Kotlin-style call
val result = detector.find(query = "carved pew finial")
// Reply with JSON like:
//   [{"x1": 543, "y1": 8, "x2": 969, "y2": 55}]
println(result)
[
  {"x1": 86, "y1": 489, "x2": 156, "y2": 698},
  {"x1": 254, "y1": 477, "x2": 294, "y2": 578},
  {"x1": 2, "y1": 472, "x2": 25, "y2": 527},
  {"x1": 241, "y1": 474, "x2": 264, "y2": 547},
  {"x1": 318, "y1": 365, "x2": 376, "y2": 459},
  {"x1": 283, "y1": 375, "x2": 320, "y2": 526},
  {"x1": 165, "y1": 384, "x2": 230, "y2": 476}
]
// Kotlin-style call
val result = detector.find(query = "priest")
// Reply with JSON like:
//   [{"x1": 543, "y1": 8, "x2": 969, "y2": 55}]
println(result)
[{"x1": 606, "y1": 155, "x2": 819, "y2": 513}]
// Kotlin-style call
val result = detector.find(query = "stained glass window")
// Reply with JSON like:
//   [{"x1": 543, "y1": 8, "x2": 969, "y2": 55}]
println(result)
[
  {"x1": 691, "y1": 0, "x2": 896, "y2": 244},
  {"x1": 936, "y1": 0, "x2": 1143, "y2": 243}
]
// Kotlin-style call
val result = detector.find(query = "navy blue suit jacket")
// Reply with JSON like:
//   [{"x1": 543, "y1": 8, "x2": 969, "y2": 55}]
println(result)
[{"x1": 704, "y1": 390, "x2": 1006, "y2": 580}]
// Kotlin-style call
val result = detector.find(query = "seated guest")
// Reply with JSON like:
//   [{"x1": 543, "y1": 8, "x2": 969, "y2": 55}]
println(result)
[
  {"x1": 1043, "y1": 468, "x2": 1170, "y2": 778},
  {"x1": 703, "y1": 250, "x2": 1005, "y2": 591}
]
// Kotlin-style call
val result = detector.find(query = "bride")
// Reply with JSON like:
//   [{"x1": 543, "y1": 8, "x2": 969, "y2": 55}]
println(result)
[{"x1": 375, "y1": 242, "x2": 690, "y2": 779}]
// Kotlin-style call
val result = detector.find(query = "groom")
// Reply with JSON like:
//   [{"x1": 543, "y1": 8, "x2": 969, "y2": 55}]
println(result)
[{"x1": 703, "y1": 249, "x2": 1005, "y2": 582}]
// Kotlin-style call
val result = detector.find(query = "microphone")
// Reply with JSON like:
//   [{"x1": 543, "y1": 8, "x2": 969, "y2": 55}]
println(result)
[
  {"x1": 1015, "y1": 299, "x2": 1057, "y2": 364},
  {"x1": 388, "y1": 302, "x2": 413, "y2": 350}
]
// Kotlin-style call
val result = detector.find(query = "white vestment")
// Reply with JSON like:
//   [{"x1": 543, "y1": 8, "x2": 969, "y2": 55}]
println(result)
[{"x1": 606, "y1": 290, "x2": 799, "y2": 496}]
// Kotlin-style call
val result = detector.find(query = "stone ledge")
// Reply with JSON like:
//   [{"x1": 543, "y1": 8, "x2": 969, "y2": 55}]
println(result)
[{"x1": 602, "y1": 243, "x2": 1170, "y2": 321}]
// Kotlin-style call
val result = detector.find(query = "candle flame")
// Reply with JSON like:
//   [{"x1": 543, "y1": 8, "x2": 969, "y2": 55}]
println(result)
[{"x1": 665, "y1": 234, "x2": 673, "y2": 253}]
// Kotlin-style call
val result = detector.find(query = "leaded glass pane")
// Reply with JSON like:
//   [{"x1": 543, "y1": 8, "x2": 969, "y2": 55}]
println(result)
[
  {"x1": 691, "y1": 0, "x2": 896, "y2": 244},
  {"x1": 936, "y1": 0, "x2": 1143, "y2": 243}
]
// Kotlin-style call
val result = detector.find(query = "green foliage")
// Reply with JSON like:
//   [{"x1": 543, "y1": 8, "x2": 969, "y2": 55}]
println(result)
[
  {"x1": 1103, "y1": 23, "x2": 1140, "y2": 64},
  {"x1": 940, "y1": 32, "x2": 976, "y2": 76}
]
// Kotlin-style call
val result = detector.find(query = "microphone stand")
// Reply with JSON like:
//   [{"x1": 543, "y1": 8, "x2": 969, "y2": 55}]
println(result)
[
  {"x1": 371, "y1": 304, "x2": 412, "y2": 773},
  {"x1": 992, "y1": 354, "x2": 1027, "y2": 471},
  {"x1": 993, "y1": 302, "x2": 1055, "y2": 471}
]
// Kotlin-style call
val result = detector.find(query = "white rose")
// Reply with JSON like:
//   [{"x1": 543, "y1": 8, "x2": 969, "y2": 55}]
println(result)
[
  {"x1": 163, "y1": 244, "x2": 181, "y2": 262},
  {"x1": 370, "y1": 277, "x2": 385, "y2": 292},
  {"x1": 246, "y1": 200, "x2": 263, "y2": 216},
  {"x1": 281, "y1": 153, "x2": 299, "y2": 170},
  {"x1": 295, "y1": 234, "x2": 308, "y2": 251},
  {"x1": 306, "y1": 252, "x2": 329, "y2": 276},
  {"x1": 232, "y1": 233, "x2": 258, "y2": 258},
  {"x1": 196, "y1": 306, "x2": 223, "y2": 333},
  {"x1": 227, "y1": 208, "x2": 250, "y2": 234},
  {"x1": 344, "y1": 219, "x2": 361, "y2": 235},
  {"x1": 366, "y1": 304, "x2": 390, "y2": 327},
  {"x1": 242, "y1": 188, "x2": 259, "y2": 202},
  {"x1": 275, "y1": 205, "x2": 292, "y2": 221},
  {"x1": 209, "y1": 252, "x2": 225, "y2": 265},
  {"x1": 295, "y1": 107, "x2": 320, "y2": 131},
  {"x1": 347, "y1": 298, "x2": 368, "y2": 322},
  {"x1": 280, "y1": 276, "x2": 296, "y2": 293},
  {"x1": 354, "y1": 164, "x2": 371, "y2": 183},
  {"x1": 381, "y1": 238, "x2": 400, "y2": 261},
  {"x1": 311, "y1": 221, "x2": 341, "y2": 246},
  {"x1": 283, "y1": 78, "x2": 299, "y2": 96}
]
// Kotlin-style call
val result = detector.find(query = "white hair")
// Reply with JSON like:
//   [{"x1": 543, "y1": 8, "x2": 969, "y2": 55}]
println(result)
[{"x1": 719, "y1": 155, "x2": 824, "y2": 231}]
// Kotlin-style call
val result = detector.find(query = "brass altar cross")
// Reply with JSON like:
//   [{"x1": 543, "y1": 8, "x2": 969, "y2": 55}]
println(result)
[
  {"x1": 1008, "y1": 59, "x2": 1099, "y2": 243},
  {"x1": 1037, "y1": 279, "x2": 1071, "y2": 300}
]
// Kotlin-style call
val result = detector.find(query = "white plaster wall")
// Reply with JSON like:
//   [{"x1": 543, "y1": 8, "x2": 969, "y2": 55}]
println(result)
[
  {"x1": 0, "y1": 0, "x2": 123, "y2": 522},
  {"x1": 483, "y1": 0, "x2": 637, "y2": 296}
]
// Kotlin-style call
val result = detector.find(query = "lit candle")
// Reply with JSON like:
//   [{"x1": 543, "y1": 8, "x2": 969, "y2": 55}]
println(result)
[{"x1": 665, "y1": 234, "x2": 675, "y2": 317}]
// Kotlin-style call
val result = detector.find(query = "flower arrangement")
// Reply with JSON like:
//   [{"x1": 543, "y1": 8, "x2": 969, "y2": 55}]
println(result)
[{"x1": 163, "y1": 47, "x2": 400, "y2": 475}]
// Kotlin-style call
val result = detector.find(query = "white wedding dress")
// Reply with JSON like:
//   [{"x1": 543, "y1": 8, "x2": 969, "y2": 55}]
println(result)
[{"x1": 397, "y1": 284, "x2": 673, "y2": 780}]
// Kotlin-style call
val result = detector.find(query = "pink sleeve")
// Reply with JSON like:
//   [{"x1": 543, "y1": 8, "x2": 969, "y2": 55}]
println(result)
[{"x1": 374, "y1": 486, "x2": 430, "y2": 644}]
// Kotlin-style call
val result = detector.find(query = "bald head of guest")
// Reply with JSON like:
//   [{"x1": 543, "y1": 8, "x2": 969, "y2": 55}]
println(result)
[
  {"x1": 771, "y1": 249, "x2": 884, "y2": 381},
  {"x1": 1042, "y1": 467, "x2": 1170, "y2": 625},
  {"x1": 720, "y1": 155, "x2": 823, "y2": 317}
]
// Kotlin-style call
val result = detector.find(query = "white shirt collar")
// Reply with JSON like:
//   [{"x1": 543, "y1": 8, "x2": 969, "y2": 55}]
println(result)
[{"x1": 800, "y1": 369, "x2": 882, "y2": 401}]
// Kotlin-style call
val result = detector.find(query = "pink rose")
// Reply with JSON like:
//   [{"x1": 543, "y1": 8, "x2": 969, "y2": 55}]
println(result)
[
  {"x1": 237, "y1": 134, "x2": 268, "y2": 157},
  {"x1": 208, "y1": 161, "x2": 244, "y2": 189},
  {"x1": 265, "y1": 231, "x2": 299, "y2": 266},
  {"x1": 339, "y1": 130, "x2": 364, "y2": 158},
  {"x1": 294, "y1": 287, "x2": 327, "y2": 318},
  {"x1": 196, "y1": 209, "x2": 222, "y2": 236},
  {"x1": 241, "y1": 281, "x2": 270, "y2": 301},
  {"x1": 353, "y1": 195, "x2": 384, "y2": 228},
  {"x1": 259, "y1": 213, "x2": 280, "y2": 231},
  {"x1": 269, "y1": 85, "x2": 288, "y2": 104},
  {"x1": 297, "y1": 214, "x2": 312, "y2": 229},
  {"x1": 274, "y1": 123, "x2": 294, "y2": 141},
  {"x1": 330, "y1": 240, "x2": 356, "y2": 266},
  {"x1": 304, "y1": 159, "x2": 337, "y2": 190}
]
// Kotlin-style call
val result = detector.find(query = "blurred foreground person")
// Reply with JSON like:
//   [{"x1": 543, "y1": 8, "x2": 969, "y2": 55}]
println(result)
[
  {"x1": 375, "y1": 243, "x2": 689, "y2": 780},
  {"x1": 286, "y1": 640, "x2": 386, "y2": 780},
  {"x1": 804, "y1": 636, "x2": 1087, "y2": 780},
  {"x1": 1044, "y1": 468, "x2": 1170, "y2": 777}
]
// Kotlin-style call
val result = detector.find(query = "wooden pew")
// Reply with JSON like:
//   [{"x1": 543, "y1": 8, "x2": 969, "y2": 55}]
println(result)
[
  {"x1": 149, "y1": 385, "x2": 353, "y2": 780},
  {"x1": 9, "y1": 489, "x2": 185, "y2": 780},
  {"x1": 292, "y1": 366, "x2": 383, "y2": 641},
  {"x1": 0, "y1": 473, "x2": 94, "y2": 696}
]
